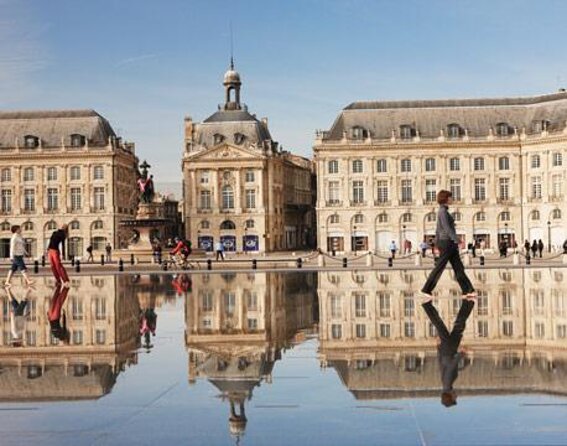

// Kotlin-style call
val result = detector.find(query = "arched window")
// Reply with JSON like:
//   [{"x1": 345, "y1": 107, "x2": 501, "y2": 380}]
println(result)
[
  {"x1": 200, "y1": 220, "x2": 210, "y2": 229},
  {"x1": 70, "y1": 220, "x2": 80, "y2": 230},
  {"x1": 425, "y1": 212, "x2": 436, "y2": 223},
  {"x1": 222, "y1": 185, "x2": 234, "y2": 209},
  {"x1": 24, "y1": 135, "x2": 39, "y2": 148},
  {"x1": 70, "y1": 134, "x2": 86, "y2": 147},
  {"x1": 22, "y1": 221, "x2": 34, "y2": 231},
  {"x1": 0, "y1": 222, "x2": 10, "y2": 231},
  {"x1": 531, "y1": 154, "x2": 541, "y2": 169},
  {"x1": 377, "y1": 213, "x2": 388, "y2": 223},
  {"x1": 220, "y1": 220, "x2": 236, "y2": 230},
  {"x1": 352, "y1": 159, "x2": 363, "y2": 173},
  {"x1": 496, "y1": 122, "x2": 511, "y2": 136},
  {"x1": 553, "y1": 152, "x2": 563, "y2": 167},
  {"x1": 552, "y1": 209, "x2": 562, "y2": 220},
  {"x1": 401, "y1": 213, "x2": 412, "y2": 223},
  {"x1": 233, "y1": 133, "x2": 246, "y2": 145},
  {"x1": 245, "y1": 219, "x2": 255, "y2": 229},
  {"x1": 92, "y1": 220, "x2": 104, "y2": 230},
  {"x1": 45, "y1": 221, "x2": 57, "y2": 231},
  {"x1": 475, "y1": 212, "x2": 486, "y2": 222},
  {"x1": 353, "y1": 214, "x2": 364, "y2": 224},
  {"x1": 530, "y1": 210, "x2": 540, "y2": 221},
  {"x1": 213, "y1": 133, "x2": 224, "y2": 145},
  {"x1": 328, "y1": 160, "x2": 339, "y2": 174},
  {"x1": 452, "y1": 211, "x2": 462, "y2": 222},
  {"x1": 329, "y1": 214, "x2": 339, "y2": 224},
  {"x1": 473, "y1": 157, "x2": 485, "y2": 171},
  {"x1": 447, "y1": 123, "x2": 462, "y2": 138},
  {"x1": 498, "y1": 157, "x2": 510, "y2": 170}
]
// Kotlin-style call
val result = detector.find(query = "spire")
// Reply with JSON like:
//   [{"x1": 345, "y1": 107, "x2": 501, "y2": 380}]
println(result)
[{"x1": 230, "y1": 56, "x2": 234, "y2": 70}]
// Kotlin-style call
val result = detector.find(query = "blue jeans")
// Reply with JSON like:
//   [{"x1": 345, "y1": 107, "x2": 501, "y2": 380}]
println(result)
[{"x1": 11, "y1": 256, "x2": 27, "y2": 272}]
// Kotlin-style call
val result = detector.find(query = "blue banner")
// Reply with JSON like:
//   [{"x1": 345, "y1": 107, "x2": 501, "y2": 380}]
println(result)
[
  {"x1": 243, "y1": 235, "x2": 259, "y2": 252},
  {"x1": 220, "y1": 235, "x2": 236, "y2": 252},
  {"x1": 198, "y1": 236, "x2": 213, "y2": 252}
]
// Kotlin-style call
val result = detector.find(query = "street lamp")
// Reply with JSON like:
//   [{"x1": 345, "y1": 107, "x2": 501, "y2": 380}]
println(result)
[
  {"x1": 402, "y1": 225, "x2": 406, "y2": 252},
  {"x1": 547, "y1": 221, "x2": 551, "y2": 253},
  {"x1": 353, "y1": 225, "x2": 357, "y2": 254}
]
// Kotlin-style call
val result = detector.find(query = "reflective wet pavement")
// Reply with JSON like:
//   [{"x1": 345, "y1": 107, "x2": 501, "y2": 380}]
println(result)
[{"x1": 0, "y1": 269, "x2": 566, "y2": 445}]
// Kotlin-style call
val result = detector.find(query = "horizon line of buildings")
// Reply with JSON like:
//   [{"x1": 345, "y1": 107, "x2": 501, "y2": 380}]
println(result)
[{"x1": 1, "y1": 62, "x2": 567, "y2": 256}]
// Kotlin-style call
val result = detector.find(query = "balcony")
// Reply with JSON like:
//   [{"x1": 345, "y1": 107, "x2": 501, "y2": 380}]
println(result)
[
  {"x1": 374, "y1": 200, "x2": 391, "y2": 206},
  {"x1": 550, "y1": 195, "x2": 564, "y2": 202},
  {"x1": 349, "y1": 200, "x2": 367, "y2": 207},
  {"x1": 497, "y1": 198, "x2": 513, "y2": 205},
  {"x1": 197, "y1": 207, "x2": 212, "y2": 214},
  {"x1": 400, "y1": 200, "x2": 415, "y2": 206},
  {"x1": 325, "y1": 200, "x2": 343, "y2": 207},
  {"x1": 43, "y1": 207, "x2": 59, "y2": 214},
  {"x1": 21, "y1": 208, "x2": 35, "y2": 214},
  {"x1": 527, "y1": 196, "x2": 542, "y2": 203},
  {"x1": 90, "y1": 206, "x2": 106, "y2": 213},
  {"x1": 472, "y1": 199, "x2": 487, "y2": 204},
  {"x1": 0, "y1": 209, "x2": 12, "y2": 215}
]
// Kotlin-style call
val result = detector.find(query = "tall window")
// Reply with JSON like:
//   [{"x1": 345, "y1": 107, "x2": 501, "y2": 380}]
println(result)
[
  {"x1": 328, "y1": 181, "x2": 340, "y2": 203},
  {"x1": 425, "y1": 158, "x2": 436, "y2": 172},
  {"x1": 352, "y1": 181, "x2": 364, "y2": 203},
  {"x1": 401, "y1": 179, "x2": 412, "y2": 203},
  {"x1": 354, "y1": 214, "x2": 364, "y2": 224},
  {"x1": 24, "y1": 189, "x2": 35, "y2": 212},
  {"x1": 530, "y1": 155, "x2": 541, "y2": 169},
  {"x1": 498, "y1": 157, "x2": 510, "y2": 170},
  {"x1": 499, "y1": 178, "x2": 510, "y2": 201},
  {"x1": 354, "y1": 294, "x2": 366, "y2": 317},
  {"x1": 352, "y1": 159, "x2": 363, "y2": 173},
  {"x1": 474, "y1": 178, "x2": 486, "y2": 201},
  {"x1": 404, "y1": 298, "x2": 415, "y2": 317},
  {"x1": 47, "y1": 167, "x2": 57, "y2": 181},
  {"x1": 377, "y1": 213, "x2": 388, "y2": 223},
  {"x1": 70, "y1": 187, "x2": 81, "y2": 211},
  {"x1": 94, "y1": 187, "x2": 105, "y2": 210},
  {"x1": 400, "y1": 125, "x2": 413, "y2": 139},
  {"x1": 449, "y1": 157, "x2": 460, "y2": 171},
  {"x1": 70, "y1": 166, "x2": 81, "y2": 180},
  {"x1": 331, "y1": 324, "x2": 342, "y2": 339},
  {"x1": 400, "y1": 159, "x2": 411, "y2": 172},
  {"x1": 47, "y1": 188, "x2": 58, "y2": 210},
  {"x1": 425, "y1": 179, "x2": 437, "y2": 203},
  {"x1": 93, "y1": 165, "x2": 104, "y2": 180},
  {"x1": 401, "y1": 212, "x2": 413, "y2": 223},
  {"x1": 552, "y1": 174, "x2": 563, "y2": 198},
  {"x1": 222, "y1": 185, "x2": 234, "y2": 209},
  {"x1": 376, "y1": 180, "x2": 388, "y2": 204},
  {"x1": 200, "y1": 190, "x2": 211, "y2": 209},
  {"x1": 499, "y1": 211, "x2": 510, "y2": 221},
  {"x1": 328, "y1": 160, "x2": 339, "y2": 174},
  {"x1": 474, "y1": 157, "x2": 485, "y2": 171},
  {"x1": 553, "y1": 152, "x2": 563, "y2": 167},
  {"x1": 0, "y1": 189, "x2": 11, "y2": 212},
  {"x1": 376, "y1": 159, "x2": 387, "y2": 173},
  {"x1": 200, "y1": 171, "x2": 210, "y2": 184},
  {"x1": 23, "y1": 167, "x2": 34, "y2": 181},
  {"x1": 1, "y1": 168, "x2": 11, "y2": 182},
  {"x1": 245, "y1": 189, "x2": 256, "y2": 209},
  {"x1": 450, "y1": 178, "x2": 461, "y2": 201},
  {"x1": 245, "y1": 170, "x2": 255, "y2": 182},
  {"x1": 378, "y1": 292, "x2": 391, "y2": 317},
  {"x1": 531, "y1": 176, "x2": 542, "y2": 199},
  {"x1": 475, "y1": 212, "x2": 486, "y2": 222},
  {"x1": 496, "y1": 123, "x2": 510, "y2": 136},
  {"x1": 70, "y1": 134, "x2": 85, "y2": 147},
  {"x1": 330, "y1": 294, "x2": 342, "y2": 318},
  {"x1": 447, "y1": 123, "x2": 462, "y2": 138}
]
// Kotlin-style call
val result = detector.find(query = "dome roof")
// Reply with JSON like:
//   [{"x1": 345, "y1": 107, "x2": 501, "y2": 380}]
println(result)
[{"x1": 223, "y1": 69, "x2": 241, "y2": 85}]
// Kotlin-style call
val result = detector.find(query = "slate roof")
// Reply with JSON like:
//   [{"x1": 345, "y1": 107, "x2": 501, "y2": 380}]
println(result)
[
  {"x1": 0, "y1": 109, "x2": 117, "y2": 148},
  {"x1": 325, "y1": 91, "x2": 567, "y2": 140},
  {"x1": 196, "y1": 109, "x2": 272, "y2": 147}
]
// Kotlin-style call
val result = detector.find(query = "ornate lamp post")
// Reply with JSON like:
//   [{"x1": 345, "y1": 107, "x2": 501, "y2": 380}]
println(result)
[{"x1": 547, "y1": 221, "x2": 551, "y2": 253}]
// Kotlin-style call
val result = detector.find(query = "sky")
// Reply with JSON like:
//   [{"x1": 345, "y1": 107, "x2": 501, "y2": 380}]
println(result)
[{"x1": 2, "y1": 0, "x2": 567, "y2": 183}]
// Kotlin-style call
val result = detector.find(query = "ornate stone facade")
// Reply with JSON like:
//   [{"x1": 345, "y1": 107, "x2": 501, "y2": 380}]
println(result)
[
  {"x1": 315, "y1": 91, "x2": 567, "y2": 253},
  {"x1": 182, "y1": 62, "x2": 314, "y2": 253},
  {"x1": 0, "y1": 110, "x2": 139, "y2": 259}
]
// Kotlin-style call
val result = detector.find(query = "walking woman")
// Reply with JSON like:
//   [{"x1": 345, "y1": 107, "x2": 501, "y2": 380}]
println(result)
[
  {"x1": 4, "y1": 225, "x2": 34, "y2": 287},
  {"x1": 47, "y1": 224, "x2": 69, "y2": 286},
  {"x1": 421, "y1": 190, "x2": 476, "y2": 299}
]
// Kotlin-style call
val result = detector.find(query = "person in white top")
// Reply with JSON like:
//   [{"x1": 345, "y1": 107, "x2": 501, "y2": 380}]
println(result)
[{"x1": 5, "y1": 225, "x2": 33, "y2": 287}]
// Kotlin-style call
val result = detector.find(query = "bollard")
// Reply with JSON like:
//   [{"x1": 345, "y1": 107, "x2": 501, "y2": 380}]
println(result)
[
  {"x1": 119, "y1": 259, "x2": 124, "y2": 271},
  {"x1": 513, "y1": 253, "x2": 520, "y2": 265},
  {"x1": 130, "y1": 254, "x2": 135, "y2": 265},
  {"x1": 34, "y1": 260, "x2": 39, "y2": 274},
  {"x1": 366, "y1": 252, "x2": 373, "y2": 267},
  {"x1": 297, "y1": 257, "x2": 303, "y2": 269},
  {"x1": 332, "y1": 249, "x2": 336, "y2": 257},
  {"x1": 526, "y1": 254, "x2": 531, "y2": 265},
  {"x1": 414, "y1": 254, "x2": 421, "y2": 266},
  {"x1": 71, "y1": 257, "x2": 75, "y2": 267},
  {"x1": 101, "y1": 255, "x2": 105, "y2": 266},
  {"x1": 41, "y1": 255, "x2": 46, "y2": 267},
  {"x1": 563, "y1": 254, "x2": 567, "y2": 265},
  {"x1": 480, "y1": 256, "x2": 485, "y2": 266},
  {"x1": 252, "y1": 259, "x2": 257, "y2": 270},
  {"x1": 207, "y1": 259, "x2": 212, "y2": 270},
  {"x1": 158, "y1": 254, "x2": 162, "y2": 265},
  {"x1": 463, "y1": 253, "x2": 471, "y2": 266},
  {"x1": 388, "y1": 257, "x2": 393, "y2": 267},
  {"x1": 318, "y1": 254, "x2": 324, "y2": 267},
  {"x1": 162, "y1": 260, "x2": 168, "y2": 271},
  {"x1": 342, "y1": 257, "x2": 347, "y2": 268},
  {"x1": 75, "y1": 259, "x2": 81, "y2": 273}
]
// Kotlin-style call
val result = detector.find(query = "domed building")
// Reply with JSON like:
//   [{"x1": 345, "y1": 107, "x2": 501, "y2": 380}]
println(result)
[{"x1": 182, "y1": 60, "x2": 315, "y2": 253}]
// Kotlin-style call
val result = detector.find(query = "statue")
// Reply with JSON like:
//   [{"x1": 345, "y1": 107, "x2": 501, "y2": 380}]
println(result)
[{"x1": 137, "y1": 160, "x2": 155, "y2": 204}]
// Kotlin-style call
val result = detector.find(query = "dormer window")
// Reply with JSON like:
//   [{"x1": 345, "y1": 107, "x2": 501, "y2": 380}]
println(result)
[
  {"x1": 496, "y1": 122, "x2": 511, "y2": 137},
  {"x1": 351, "y1": 126, "x2": 368, "y2": 140},
  {"x1": 447, "y1": 123, "x2": 463, "y2": 138},
  {"x1": 233, "y1": 133, "x2": 246, "y2": 145},
  {"x1": 399, "y1": 125, "x2": 415, "y2": 140},
  {"x1": 24, "y1": 135, "x2": 39, "y2": 148},
  {"x1": 213, "y1": 133, "x2": 224, "y2": 145},
  {"x1": 70, "y1": 134, "x2": 86, "y2": 147}
]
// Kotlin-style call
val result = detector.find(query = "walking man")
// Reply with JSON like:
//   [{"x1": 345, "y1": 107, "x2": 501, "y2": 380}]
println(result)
[
  {"x1": 419, "y1": 240, "x2": 429, "y2": 258},
  {"x1": 48, "y1": 224, "x2": 69, "y2": 286},
  {"x1": 422, "y1": 293, "x2": 476, "y2": 407},
  {"x1": 215, "y1": 240, "x2": 225, "y2": 261},
  {"x1": 421, "y1": 190, "x2": 476, "y2": 300},
  {"x1": 5, "y1": 225, "x2": 34, "y2": 287},
  {"x1": 537, "y1": 239, "x2": 544, "y2": 258},
  {"x1": 389, "y1": 240, "x2": 397, "y2": 259},
  {"x1": 86, "y1": 244, "x2": 94, "y2": 263}
]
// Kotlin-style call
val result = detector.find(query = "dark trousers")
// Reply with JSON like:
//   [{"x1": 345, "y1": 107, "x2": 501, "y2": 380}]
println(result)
[
  {"x1": 216, "y1": 250, "x2": 224, "y2": 261},
  {"x1": 422, "y1": 299, "x2": 475, "y2": 352},
  {"x1": 422, "y1": 240, "x2": 474, "y2": 294}
]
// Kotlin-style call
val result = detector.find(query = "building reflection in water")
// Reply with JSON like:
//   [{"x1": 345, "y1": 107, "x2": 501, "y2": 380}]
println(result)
[
  {"x1": 185, "y1": 272, "x2": 318, "y2": 440},
  {"x1": 318, "y1": 268, "x2": 567, "y2": 400},
  {"x1": 0, "y1": 275, "x2": 172, "y2": 401}
]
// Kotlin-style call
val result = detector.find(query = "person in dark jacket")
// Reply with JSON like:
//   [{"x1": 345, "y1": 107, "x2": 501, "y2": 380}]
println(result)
[
  {"x1": 421, "y1": 190, "x2": 476, "y2": 299},
  {"x1": 48, "y1": 224, "x2": 69, "y2": 286},
  {"x1": 524, "y1": 239, "x2": 531, "y2": 256},
  {"x1": 422, "y1": 294, "x2": 475, "y2": 407},
  {"x1": 537, "y1": 239, "x2": 544, "y2": 257},
  {"x1": 531, "y1": 240, "x2": 538, "y2": 258}
]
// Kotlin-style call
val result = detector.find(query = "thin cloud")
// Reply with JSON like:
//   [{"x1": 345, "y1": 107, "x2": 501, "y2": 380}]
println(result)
[{"x1": 115, "y1": 54, "x2": 157, "y2": 68}]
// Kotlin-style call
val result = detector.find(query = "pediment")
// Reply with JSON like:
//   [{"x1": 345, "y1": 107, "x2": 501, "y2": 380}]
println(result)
[{"x1": 187, "y1": 143, "x2": 265, "y2": 161}]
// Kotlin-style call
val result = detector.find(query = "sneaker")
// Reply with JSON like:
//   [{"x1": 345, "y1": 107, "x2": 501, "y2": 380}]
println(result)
[
  {"x1": 463, "y1": 292, "x2": 478, "y2": 300},
  {"x1": 419, "y1": 291, "x2": 433, "y2": 303}
]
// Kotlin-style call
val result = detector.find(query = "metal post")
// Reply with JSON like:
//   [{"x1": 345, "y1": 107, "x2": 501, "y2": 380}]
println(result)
[
  {"x1": 207, "y1": 259, "x2": 212, "y2": 270},
  {"x1": 71, "y1": 256, "x2": 75, "y2": 267},
  {"x1": 252, "y1": 259, "x2": 257, "y2": 270},
  {"x1": 526, "y1": 254, "x2": 531, "y2": 265},
  {"x1": 119, "y1": 259, "x2": 124, "y2": 271},
  {"x1": 101, "y1": 254, "x2": 105, "y2": 266},
  {"x1": 480, "y1": 256, "x2": 485, "y2": 266},
  {"x1": 388, "y1": 257, "x2": 393, "y2": 267},
  {"x1": 34, "y1": 260, "x2": 39, "y2": 274},
  {"x1": 342, "y1": 257, "x2": 347, "y2": 268},
  {"x1": 297, "y1": 257, "x2": 303, "y2": 269},
  {"x1": 75, "y1": 259, "x2": 81, "y2": 273},
  {"x1": 130, "y1": 254, "x2": 135, "y2": 265},
  {"x1": 41, "y1": 255, "x2": 45, "y2": 267},
  {"x1": 547, "y1": 221, "x2": 551, "y2": 253}
]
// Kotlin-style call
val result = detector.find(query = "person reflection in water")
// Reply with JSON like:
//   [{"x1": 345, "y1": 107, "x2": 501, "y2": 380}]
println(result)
[
  {"x1": 47, "y1": 285, "x2": 71, "y2": 343},
  {"x1": 140, "y1": 308, "x2": 157, "y2": 350},
  {"x1": 422, "y1": 294, "x2": 475, "y2": 407}
]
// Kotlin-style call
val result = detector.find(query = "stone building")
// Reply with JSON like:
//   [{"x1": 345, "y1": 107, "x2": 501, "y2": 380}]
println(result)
[
  {"x1": 0, "y1": 110, "x2": 139, "y2": 259},
  {"x1": 314, "y1": 91, "x2": 567, "y2": 253},
  {"x1": 182, "y1": 61, "x2": 314, "y2": 253}
]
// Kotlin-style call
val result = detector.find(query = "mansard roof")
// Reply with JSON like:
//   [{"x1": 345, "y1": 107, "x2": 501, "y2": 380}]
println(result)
[
  {"x1": 196, "y1": 109, "x2": 272, "y2": 147},
  {"x1": 0, "y1": 109, "x2": 117, "y2": 148},
  {"x1": 325, "y1": 91, "x2": 567, "y2": 140}
]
